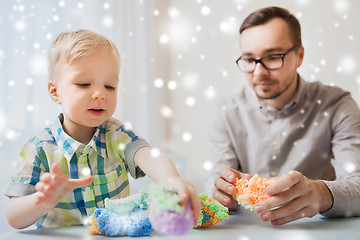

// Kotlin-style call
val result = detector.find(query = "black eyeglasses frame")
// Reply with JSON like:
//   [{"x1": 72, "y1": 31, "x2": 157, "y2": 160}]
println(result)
[{"x1": 235, "y1": 45, "x2": 300, "y2": 73}]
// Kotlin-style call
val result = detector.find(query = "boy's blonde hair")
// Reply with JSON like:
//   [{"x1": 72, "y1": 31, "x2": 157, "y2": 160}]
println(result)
[{"x1": 48, "y1": 29, "x2": 120, "y2": 81}]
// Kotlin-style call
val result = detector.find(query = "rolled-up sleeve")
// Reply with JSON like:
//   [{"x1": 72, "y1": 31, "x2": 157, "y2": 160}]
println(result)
[
  {"x1": 5, "y1": 141, "x2": 42, "y2": 198},
  {"x1": 125, "y1": 139, "x2": 149, "y2": 179}
]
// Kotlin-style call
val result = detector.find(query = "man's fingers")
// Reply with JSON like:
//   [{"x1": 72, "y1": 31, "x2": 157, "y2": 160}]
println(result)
[
  {"x1": 238, "y1": 171, "x2": 251, "y2": 180},
  {"x1": 256, "y1": 177, "x2": 305, "y2": 213},
  {"x1": 212, "y1": 188, "x2": 236, "y2": 207},
  {"x1": 260, "y1": 196, "x2": 307, "y2": 221},
  {"x1": 266, "y1": 170, "x2": 302, "y2": 195},
  {"x1": 219, "y1": 168, "x2": 238, "y2": 183},
  {"x1": 218, "y1": 167, "x2": 251, "y2": 184},
  {"x1": 214, "y1": 176, "x2": 235, "y2": 196},
  {"x1": 68, "y1": 176, "x2": 93, "y2": 190},
  {"x1": 212, "y1": 188, "x2": 228, "y2": 206},
  {"x1": 269, "y1": 206, "x2": 315, "y2": 225}
]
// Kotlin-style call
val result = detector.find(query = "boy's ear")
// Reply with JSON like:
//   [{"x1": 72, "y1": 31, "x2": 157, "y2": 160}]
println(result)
[{"x1": 48, "y1": 81, "x2": 61, "y2": 104}]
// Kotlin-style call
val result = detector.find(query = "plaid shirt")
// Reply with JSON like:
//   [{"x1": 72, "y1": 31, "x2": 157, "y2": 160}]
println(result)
[{"x1": 5, "y1": 114, "x2": 149, "y2": 228}]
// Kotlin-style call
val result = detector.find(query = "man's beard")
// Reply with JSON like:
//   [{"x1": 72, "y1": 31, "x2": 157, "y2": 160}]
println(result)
[
  {"x1": 256, "y1": 86, "x2": 289, "y2": 100},
  {"x1": 255, "y1": 76, "x2": 297, "y2": 100}
]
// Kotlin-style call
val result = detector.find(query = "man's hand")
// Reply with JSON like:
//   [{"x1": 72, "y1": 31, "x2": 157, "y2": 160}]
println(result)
[
  {"x1": 212, "y1": 167, "x2": 251, "y2": 209},
  {"x1": 34, "y1": 162, "x2": 93, "y2": 210},
  {"x1": 254, "y1": 170, "x2": 333, "y2": 225}
]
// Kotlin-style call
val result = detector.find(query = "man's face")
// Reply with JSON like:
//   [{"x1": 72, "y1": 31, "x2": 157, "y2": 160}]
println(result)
[{"x1": 239, "y1": 18, "x2": 304, "y2": 103}]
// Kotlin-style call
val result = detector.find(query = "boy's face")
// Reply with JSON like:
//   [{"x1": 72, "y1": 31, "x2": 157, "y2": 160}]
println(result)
[{"x1": 49, "y1": 48, "x2": 120, "y2": 131}]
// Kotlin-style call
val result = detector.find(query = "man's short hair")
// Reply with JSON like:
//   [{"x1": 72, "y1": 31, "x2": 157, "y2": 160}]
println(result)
[{"x1": 240, "y1": 6, "x2": 302, "y2": 46}]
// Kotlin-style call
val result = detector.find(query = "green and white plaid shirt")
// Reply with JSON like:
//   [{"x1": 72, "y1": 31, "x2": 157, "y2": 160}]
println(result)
[{"x1": 5, "y1": 114, "x2": 149, "y2": 228}]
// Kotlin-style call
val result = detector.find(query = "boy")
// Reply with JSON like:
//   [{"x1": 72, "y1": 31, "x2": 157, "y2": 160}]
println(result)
[{"x1": 6, "y1": 29, "x2": 200, "y2": 229}]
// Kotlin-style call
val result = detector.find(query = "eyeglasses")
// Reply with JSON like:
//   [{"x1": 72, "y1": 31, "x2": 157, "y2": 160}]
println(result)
[{"x1": 236, "y1": 45, "x2": 300, "y2": 73}]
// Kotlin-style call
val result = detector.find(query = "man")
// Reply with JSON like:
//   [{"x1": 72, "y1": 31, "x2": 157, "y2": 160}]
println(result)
[{"x1": 208, "y1": 6, "x2": 360, "y2": 225}]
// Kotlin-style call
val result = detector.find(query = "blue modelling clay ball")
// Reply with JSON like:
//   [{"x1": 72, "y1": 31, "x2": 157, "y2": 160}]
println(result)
[{"x1": 93, "y1": 208, "x2": 153, "y2": 237}]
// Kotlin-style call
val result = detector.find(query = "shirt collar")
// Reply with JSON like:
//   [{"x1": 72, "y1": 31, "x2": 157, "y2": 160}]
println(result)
[
  {"x1": 89, "y1": 122, "x2": 107, "y2": 158},
  {"x1": 51, "y1": 114, "x2": 107, "y2": 162},
  {"x1": 289, "y1": 74, "x2": 305, "y2": 107}
]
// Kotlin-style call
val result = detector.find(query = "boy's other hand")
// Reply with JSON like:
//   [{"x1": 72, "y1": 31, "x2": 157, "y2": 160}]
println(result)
[{"x1": 34, "y1": 162, "x2": 93, "y2": 210}]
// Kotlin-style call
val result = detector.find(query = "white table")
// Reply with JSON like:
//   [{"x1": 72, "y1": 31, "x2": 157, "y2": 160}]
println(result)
[{"x1": 1, "y1": 211, "x2": 359, "y2": 240}]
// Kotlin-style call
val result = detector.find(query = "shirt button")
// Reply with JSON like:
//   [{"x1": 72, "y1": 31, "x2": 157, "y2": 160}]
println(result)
[
  {"x1": 276, "y1": 114, "x2": 281, "y2": 119},
  {"x1": 85, "y1": 187, "x2": 90, "y2": 192},
  {"x1": 272, "y1": 140, "x2": 278, "y2": 146},
  {"x1": 79, "y1": 146, "x2": 85, "y2": 154},
  {"x1": 271, "y1": 171, "x2": 277, "y2": 177},
  {"x1": 79, "y1": 156, "x2": 86, "y2": 163}
]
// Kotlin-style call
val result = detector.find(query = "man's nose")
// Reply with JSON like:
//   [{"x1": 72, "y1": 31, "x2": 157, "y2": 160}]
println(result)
[{"x1": 253, "y1": 61, "x2": 269, "y2": 76}]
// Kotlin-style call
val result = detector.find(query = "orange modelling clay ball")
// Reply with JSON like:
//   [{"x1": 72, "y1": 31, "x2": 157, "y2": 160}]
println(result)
[{"x1": 234, "y1": 174, "x2": 274, "y2": 210}]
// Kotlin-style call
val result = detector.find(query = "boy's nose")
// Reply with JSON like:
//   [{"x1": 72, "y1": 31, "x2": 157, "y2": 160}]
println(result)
[{"x1": 92, "y1": 90, "x2": 105, "y2": 100}]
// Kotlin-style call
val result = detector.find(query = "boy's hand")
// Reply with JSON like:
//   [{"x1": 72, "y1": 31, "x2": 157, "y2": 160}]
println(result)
[
  {"x1": 213, "y1": 167, "x2": 251, "y2": 208},
  {"x1": 161, "y1": 177, "x2": 201, "y2": 225},
  {"x1": 34, "y1": 162, "x2": 93, "y2": 210}
]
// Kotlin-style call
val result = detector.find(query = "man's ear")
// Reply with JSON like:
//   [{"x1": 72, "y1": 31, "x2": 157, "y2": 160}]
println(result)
[
  {"x1": 296, "y1": 45, "x2": 305, "y2": 68},
  {"x1": 48, "y1": 81, "x2": 61, "y2": 104}
]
